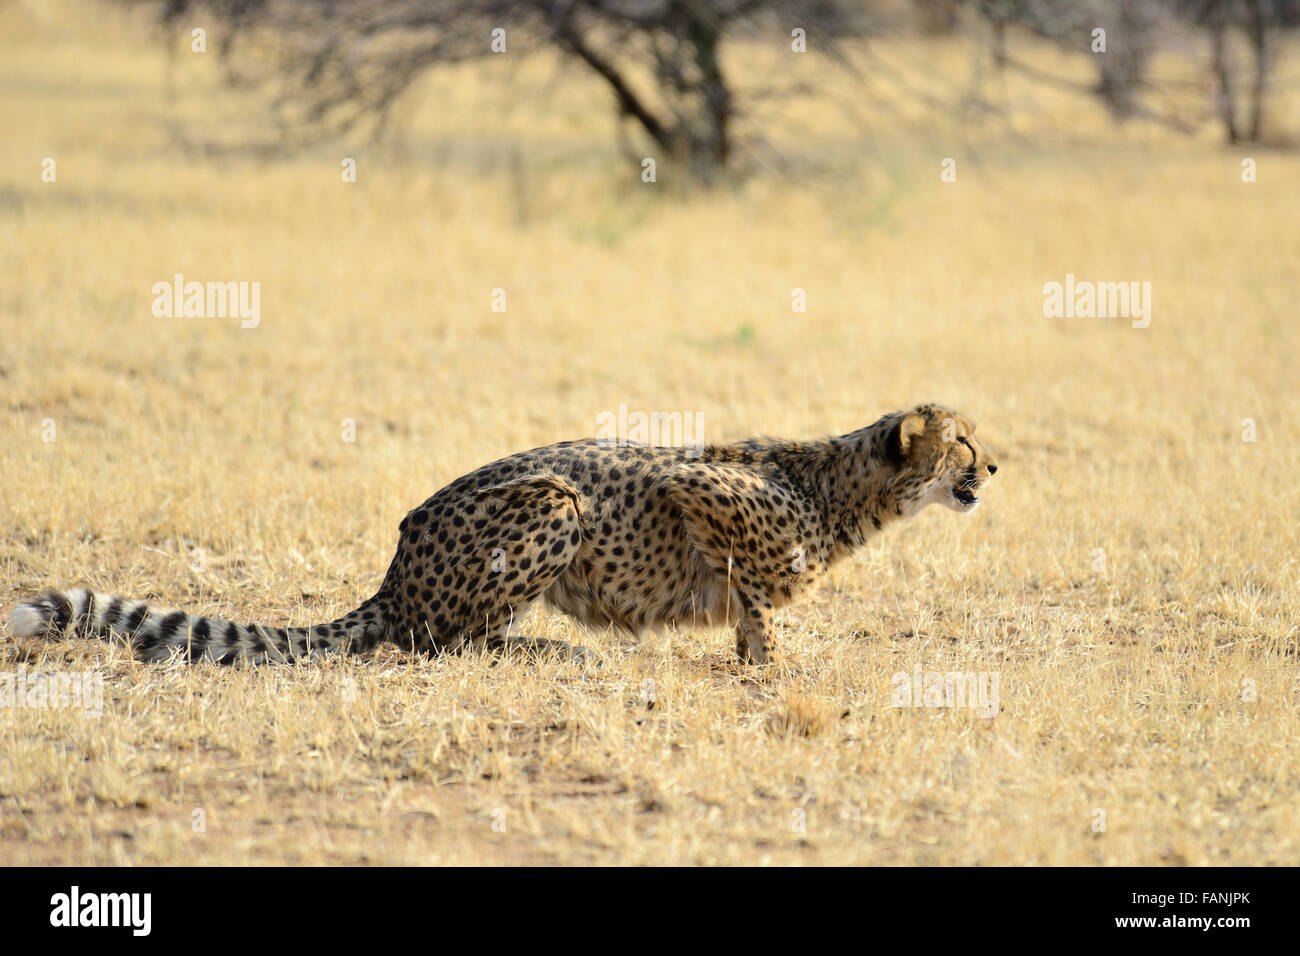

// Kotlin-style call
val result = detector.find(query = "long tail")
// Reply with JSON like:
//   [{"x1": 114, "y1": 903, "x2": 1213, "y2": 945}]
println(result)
[{"x1": 8, "y1": 588, "x2": 391, "y2": 664}]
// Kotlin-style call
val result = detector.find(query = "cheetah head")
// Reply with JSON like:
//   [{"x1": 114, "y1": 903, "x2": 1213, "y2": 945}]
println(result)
[{"x1": 886, "y1": 405, "x2": 998, "y2": 515}]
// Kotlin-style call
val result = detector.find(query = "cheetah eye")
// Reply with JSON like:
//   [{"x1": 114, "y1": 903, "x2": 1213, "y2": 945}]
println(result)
[{"x1": 956, "y1": 437, "x2": 976, "y2": 466}]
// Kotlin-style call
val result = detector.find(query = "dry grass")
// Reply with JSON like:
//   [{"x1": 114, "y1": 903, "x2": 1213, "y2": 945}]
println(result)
[{"x1": 1, "y1": 1, "x2": 1298, "y2": 865}]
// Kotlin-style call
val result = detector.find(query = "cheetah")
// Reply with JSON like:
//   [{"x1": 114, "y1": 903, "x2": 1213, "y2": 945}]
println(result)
[{"x1": 10, "y1": 404, "x2": 997, "y2": 666}]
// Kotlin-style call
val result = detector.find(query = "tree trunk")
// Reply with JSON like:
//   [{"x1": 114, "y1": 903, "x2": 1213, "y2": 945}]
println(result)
[
  {"x1": 1210, "y1": 6, "x2": 1240, "y2": 144},
  {"x1": 685, "y1": 1, "x2": 731, "y2": 177},
  {"x1": 1247, "y1": 0, "x2": 1273, "y2": 142}
]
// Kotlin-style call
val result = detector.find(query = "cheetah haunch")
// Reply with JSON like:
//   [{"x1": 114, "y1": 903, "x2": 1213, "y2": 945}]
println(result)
[{"x1": 11, "y1": 404, "x2": 998, "y2": 666}]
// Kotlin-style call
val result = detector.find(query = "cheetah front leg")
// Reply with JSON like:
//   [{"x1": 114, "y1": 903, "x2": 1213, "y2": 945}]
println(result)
[
  {"x1": 667, "y1": 463, "x2": 802, "y2": 667},
  {"x1": 732, "y1": 585, "x2": 779, "y2": 666}
]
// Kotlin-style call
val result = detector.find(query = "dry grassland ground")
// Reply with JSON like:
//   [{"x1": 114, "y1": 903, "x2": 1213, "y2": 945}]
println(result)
[{"x1": 0, "y1": 2, "x2": 1298, "y2": 865}]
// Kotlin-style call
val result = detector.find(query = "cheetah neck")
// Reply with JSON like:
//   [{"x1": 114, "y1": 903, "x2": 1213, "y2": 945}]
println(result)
[{"x1": 757, "y1": 420, "x2": 911, "y2": 565}]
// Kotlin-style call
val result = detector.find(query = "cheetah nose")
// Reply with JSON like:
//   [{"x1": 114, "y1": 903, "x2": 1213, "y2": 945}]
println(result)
[{"x1": 987, "y1": 463, "x2": 998, "y2": 475}]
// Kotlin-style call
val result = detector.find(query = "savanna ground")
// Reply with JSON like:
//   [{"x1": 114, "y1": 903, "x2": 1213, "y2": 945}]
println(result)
[{"x1": 1, "y1": 1, "x2": 1298, "y2": 865}]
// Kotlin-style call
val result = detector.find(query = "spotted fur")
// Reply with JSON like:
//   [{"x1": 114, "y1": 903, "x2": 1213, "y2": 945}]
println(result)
[{"x1": 9, "y1": 404, "x2": 997, "y2": 665}]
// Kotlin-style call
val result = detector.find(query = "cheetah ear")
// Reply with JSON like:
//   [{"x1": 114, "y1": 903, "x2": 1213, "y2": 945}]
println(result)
[{"x1": 888, "y1": 412, "x2": 928, "y2": 462}]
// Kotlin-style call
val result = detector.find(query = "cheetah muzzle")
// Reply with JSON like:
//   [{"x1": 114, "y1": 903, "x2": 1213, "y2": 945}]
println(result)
[{"x1": 10, "y1": 404, "x2": 998, "y2": 668}]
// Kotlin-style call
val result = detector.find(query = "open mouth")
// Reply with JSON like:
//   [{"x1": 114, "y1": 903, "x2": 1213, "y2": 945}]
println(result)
[{"x1": 953, "y1": 486, "x2": 979, "y2": 506}]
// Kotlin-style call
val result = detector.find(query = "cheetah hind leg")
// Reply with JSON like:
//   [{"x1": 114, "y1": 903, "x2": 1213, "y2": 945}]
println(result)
[
  {"x1": 735, "y1": 627, "x2": 753, "y2": 664},
  {"x1": 456, "y1": 474, "x2": 598, "y2": 667}
]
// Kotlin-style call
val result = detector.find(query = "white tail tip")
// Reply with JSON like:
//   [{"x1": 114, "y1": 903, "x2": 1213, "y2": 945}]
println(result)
[{"x1": 10, "y1": 603, "x2": 50, "y2": 638}]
